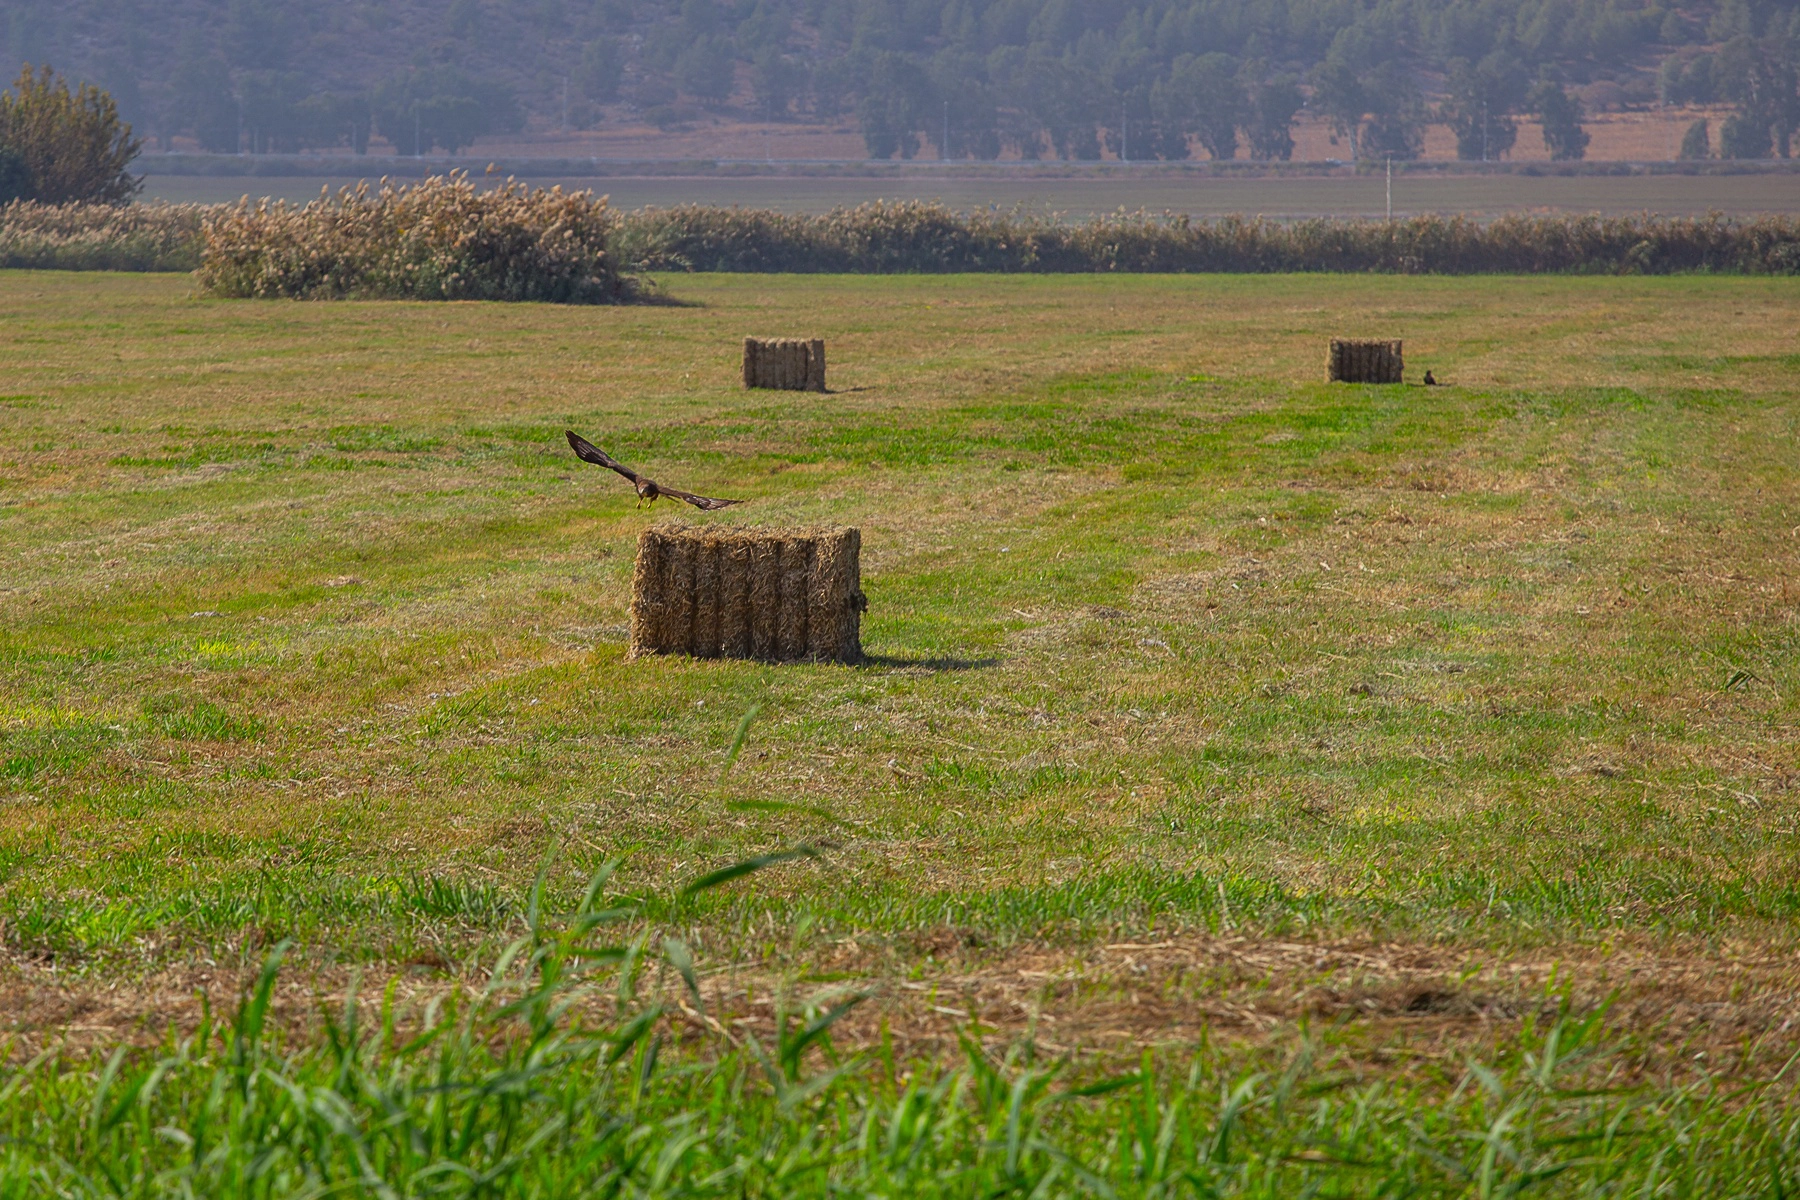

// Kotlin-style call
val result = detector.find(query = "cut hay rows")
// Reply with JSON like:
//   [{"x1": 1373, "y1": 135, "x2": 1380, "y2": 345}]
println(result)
[
  {"x1": 1328, "y1": 338, "x2": 1404, "y2": 383},
  {"x1": 743, "y1": 337, "x2": 826, "y2": 391},
  {"x1": 630, "y1": 525, "x2": 864, "y2": 663}
]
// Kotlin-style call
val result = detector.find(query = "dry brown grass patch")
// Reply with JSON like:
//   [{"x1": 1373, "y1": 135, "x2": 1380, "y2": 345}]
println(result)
[{"x1": 9, "y1": 932, "x2": 1800, "y2": 1087}]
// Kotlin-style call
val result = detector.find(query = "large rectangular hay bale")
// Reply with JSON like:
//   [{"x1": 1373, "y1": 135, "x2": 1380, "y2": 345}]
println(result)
[
  {"x1": 1327, "y1": 338, "x2": 1403, "y2": 384},
  {"x1": 743, "y1": 337, "x2": 826, "y2": 391},
  {"x1": 631, "y1": 525, "x2": 865, "y2": 663}
]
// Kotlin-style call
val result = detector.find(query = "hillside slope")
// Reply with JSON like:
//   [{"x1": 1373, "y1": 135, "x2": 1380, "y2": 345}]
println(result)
[{"x1": 0, "y1": 0, "x2": 1788, "y2": 161}]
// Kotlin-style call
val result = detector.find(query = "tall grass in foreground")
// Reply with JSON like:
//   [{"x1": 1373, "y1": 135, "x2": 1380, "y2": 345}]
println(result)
[
  {"x1": 5, "y1": 860, "x2": 1799, "y2": 1197},
  {"x1": 0, "y1": 199, "x2": 202, "y2": 270},
  {"x1": 195, "y1": 174, "x2": 628, "y2": 302}
]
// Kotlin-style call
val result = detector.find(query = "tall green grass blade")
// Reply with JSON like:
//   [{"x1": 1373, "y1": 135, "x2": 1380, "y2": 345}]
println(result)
[
  {"x1": 720, "y1": 702, "x2": 762, "y2": 780},
  {"x1": 681, "y1": 846, "x2": 820, "y2": 896}
]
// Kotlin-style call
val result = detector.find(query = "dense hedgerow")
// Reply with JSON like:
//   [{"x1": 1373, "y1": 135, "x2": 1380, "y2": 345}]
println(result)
[
  {"x1": 9, "y1": 192, "x2": 1800, "y2": 284},
  {"x1": 194, "y1": 173, "x2": 628, "y2": 302},
  {"x1": 615, "y1": 200, "x2": 1800, "y2": 275},
  {"x1": 0, "y1": 199, "x2": 202, "y2": 270}
]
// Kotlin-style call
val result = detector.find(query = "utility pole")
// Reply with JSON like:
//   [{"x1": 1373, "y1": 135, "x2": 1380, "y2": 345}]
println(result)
[
  {"x1": 1386, "y1": 155, "x2": 1392, "y2": 221},
  {"x1": 942, "y1": 99, "x2": 949, "y2": 161},
  {"x1": 562, "y1": 76, "x2": 569, "y2": 133},
  {"x1": 415, "y1": 108, "x2": 422, "y2": 158},
  {"x1": 1121, "y1": 102, "x2": 1128, "y2": 162},
  {"x1": 1482, "y1": 100, "x2": 1489, "y2": 162}
]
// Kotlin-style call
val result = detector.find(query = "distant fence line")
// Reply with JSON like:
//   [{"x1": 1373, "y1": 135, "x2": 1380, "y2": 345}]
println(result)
[
  {"x1": 5, "y1": 191, "x2": 1800, "y2": 284},
  {"x1": 127, "y1": 152, "x2": 1800, "y2": 179}
]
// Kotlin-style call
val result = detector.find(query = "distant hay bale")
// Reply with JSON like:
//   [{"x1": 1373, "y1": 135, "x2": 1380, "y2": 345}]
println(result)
[
  {"x1": 630, "y1": 525, "x2": 865, "y2": 663},
  {"x1": 743, "y1": 337, "x2": 826, "y2": 391},
  {"x1": 1327, "y1": 339, "x2": 1404, "y2": 384}
]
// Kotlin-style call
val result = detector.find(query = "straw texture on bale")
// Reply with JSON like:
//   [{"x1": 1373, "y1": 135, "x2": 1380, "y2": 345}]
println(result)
[
  {"x1": 743, "y1": 337, "x2": 826, "y2": 391},
  {"x1": 1327, "y1": 339, "x2": 1404, "y2": 383},
  {"x1": 630, "y1": 525, "x2": 865, "y2": 663}
]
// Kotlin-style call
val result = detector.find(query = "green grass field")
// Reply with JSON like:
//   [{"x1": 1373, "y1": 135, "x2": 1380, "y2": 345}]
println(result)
[{"x1": 3, "y1": 269, "x2": 1800, "y2": 1194}]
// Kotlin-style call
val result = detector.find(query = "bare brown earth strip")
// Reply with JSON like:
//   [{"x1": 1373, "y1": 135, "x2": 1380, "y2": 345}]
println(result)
[{"x1": 8, "y1": 933, "x2": 1798, "y2": 1085}]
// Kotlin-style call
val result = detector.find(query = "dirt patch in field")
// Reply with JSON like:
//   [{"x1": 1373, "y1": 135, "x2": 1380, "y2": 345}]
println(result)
[
  {"x1": 6, "y1": 931, "x2": 1798, "y2": 1080},
  {"x1": 688, "y1": 931, "x2": 1800, "y2": 1082}
]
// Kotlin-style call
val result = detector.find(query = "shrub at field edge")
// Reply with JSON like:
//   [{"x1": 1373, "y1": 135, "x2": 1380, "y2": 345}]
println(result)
[{"x1": 195, "y1": 173, "x2": 629, "y2": 302}]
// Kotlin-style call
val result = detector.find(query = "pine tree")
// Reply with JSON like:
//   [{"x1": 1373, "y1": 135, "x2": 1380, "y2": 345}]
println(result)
[
  {"x1": 1678, "y1": 118, "x2": 1711, "y2": 159},
  {"x1": 0, "y1": 65, "x2": 141, "y2": 204},
  {"x1": 1528, "y1": 80, "x2": 1589, "y2": 161},
  {"x1": 0, "y1": 145, "x2": 27, "y2": 203},
  {"x1": 1719, "y1": 110, "x2": 1772, "y2": 159}
]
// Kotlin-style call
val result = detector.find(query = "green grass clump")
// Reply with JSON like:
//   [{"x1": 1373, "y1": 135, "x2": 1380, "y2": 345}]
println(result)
[{"x1": 144, "y1": 696, "x2": 265, "y2": 742}]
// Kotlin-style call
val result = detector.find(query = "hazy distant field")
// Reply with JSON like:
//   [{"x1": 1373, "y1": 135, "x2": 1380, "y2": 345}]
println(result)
[
  {"x1": 141, "y1": 168, "x2": 1800, "y2": 217},
  {"x1": 3, "y1": 269, "x2": 1800, "y2": 1191}
]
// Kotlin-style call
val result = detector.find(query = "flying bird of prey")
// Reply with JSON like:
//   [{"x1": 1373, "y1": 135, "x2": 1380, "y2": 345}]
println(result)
[{"x1": 565, "y1": 431, "x2": 744, "y2": 510}]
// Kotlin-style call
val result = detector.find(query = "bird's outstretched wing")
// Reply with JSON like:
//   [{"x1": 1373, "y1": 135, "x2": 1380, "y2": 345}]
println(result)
[
  {"x1": 658, "y1": 486, "x2": 744, "y2": 511},
  {"x1": 567, "y1": 430, "x2": 745, "y2": 509},
  {"x1": 566, "y1": 430, "x2": 642, "y2": 485}
]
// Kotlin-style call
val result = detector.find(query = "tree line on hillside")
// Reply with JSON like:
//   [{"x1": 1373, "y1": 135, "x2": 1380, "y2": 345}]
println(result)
[
  {"x1": 164, "y1": 64, "x2": 524, "y2": 156},
  {"x1": 1660, "y1": 29, "x2": 1800, "y2": 157},
  {"x1": 853, "y1": 47, "x2": 1596, "y2": 161},
  {"x1": 4, "y1": 0, "x2": 1800, "y2": 161}
]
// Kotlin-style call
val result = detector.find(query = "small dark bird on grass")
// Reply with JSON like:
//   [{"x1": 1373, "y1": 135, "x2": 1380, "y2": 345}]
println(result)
[
  {"x1": 565, "y1": 430, "x2": 744, "y2": 510},
  {"x1": 1423, "y1": 370, "x2": 1438, "y2": 386}
]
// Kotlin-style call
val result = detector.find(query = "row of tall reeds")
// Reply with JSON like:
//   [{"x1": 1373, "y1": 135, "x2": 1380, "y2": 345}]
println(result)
[
  {"x1": 0, "y1": 198, "x2": 203, "y2": 270},
  {"x1": 616, "y1": 201, "x2": 1800, "y2": 275},
  {"x1": 5, "y1": 184, "x2": 1800, "y2": 290},
  {"x1": 195, "y1": 174, "x2": 628, "y2": 301}
]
